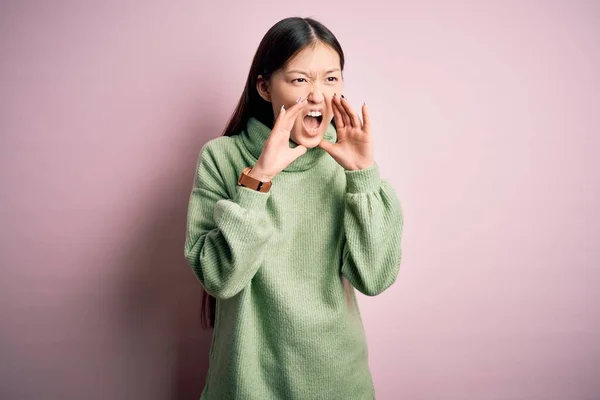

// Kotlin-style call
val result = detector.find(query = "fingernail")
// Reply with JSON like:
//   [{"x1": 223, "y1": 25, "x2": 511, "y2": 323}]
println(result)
[
  {"x1": 341, "y1": 94, "x2": 346, "y2": 99},
  {"x1": 296, "y1": 97, "x2": 302, "y2": 103},
  {"x1": 333, "y1": 93, "x2": 336, "y2": 97},
  {"x1": 281, "y1": 105, "x2": 285, "y2": 112},
  {"x1": 363, "y1": 101, "x2": 367, "y2": 106}
]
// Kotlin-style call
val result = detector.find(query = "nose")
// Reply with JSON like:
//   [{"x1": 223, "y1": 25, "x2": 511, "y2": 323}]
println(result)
[{"x1": 307, "y1": 83, "x2": 325, "y2": 104}]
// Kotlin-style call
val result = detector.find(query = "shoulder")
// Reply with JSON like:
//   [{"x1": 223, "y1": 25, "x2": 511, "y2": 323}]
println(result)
[
  {"x1": 193, "y1": 135, "x2": 238, "y2": 184},
  {"x1": 196, "y1": 133, "x2": 247, "y2": 169},
  {"x1": 198, "y1": 135, "x2": 236, "y2": 161},
  {"x1": 194, "y1": 133, "x2": 250, "y2": 191}
]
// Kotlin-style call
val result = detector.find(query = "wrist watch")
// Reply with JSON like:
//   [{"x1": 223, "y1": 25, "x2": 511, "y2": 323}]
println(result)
[{"x1": 237, "y1": 167, "x2": 272, "y2": 192}]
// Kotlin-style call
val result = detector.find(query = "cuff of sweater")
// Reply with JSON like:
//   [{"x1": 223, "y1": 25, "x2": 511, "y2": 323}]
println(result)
[
  {"x1": 234, "y1": 184, "x2": 271, "y2": 210},
  {"x1": 213, "y1": 185, "x2": 270, "y2": 225},
  {"x1": 345, "y1": 162, "x2": 381, "y2": 193}
]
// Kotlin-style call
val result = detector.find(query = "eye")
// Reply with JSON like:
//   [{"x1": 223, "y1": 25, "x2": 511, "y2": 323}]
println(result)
[
  {"x1": 327, "y1": 77, "x2": 339, "y2": 82},
  {"x1": 292, "y1": 78, "x2": 307, "y2": 83}
]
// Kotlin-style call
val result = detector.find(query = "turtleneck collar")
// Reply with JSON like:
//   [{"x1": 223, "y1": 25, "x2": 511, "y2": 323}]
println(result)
[{"x1": 238, "y1": 117, "x2": 337, "y2": 172}]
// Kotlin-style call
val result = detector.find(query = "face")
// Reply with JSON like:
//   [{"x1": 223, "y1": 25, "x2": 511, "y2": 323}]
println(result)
[{"x1": 257, "y1": 42, "x2": 344, "y2": 148}]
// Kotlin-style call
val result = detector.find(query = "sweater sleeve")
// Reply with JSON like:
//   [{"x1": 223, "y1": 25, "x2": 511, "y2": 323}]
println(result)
[
  {"x1": 341, "y1": 162, "x2": 404, "y2": 296},
  {"x1": 184, "y1": 144, "x2": 275, "y2": 299}
]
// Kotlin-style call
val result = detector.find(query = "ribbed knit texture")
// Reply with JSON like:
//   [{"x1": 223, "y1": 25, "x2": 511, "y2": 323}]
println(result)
[{"x1": 184, "y1": 117, "x2": 404, "y2": 400}]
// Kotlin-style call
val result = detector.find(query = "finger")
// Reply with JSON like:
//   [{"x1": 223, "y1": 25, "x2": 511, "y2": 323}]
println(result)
[
  {"x1": 336, "y1": 95, "x2": 351, "y2": 128},
  {"x1": 281, "y1": 98, "x2": 309, "y2": 133},
  {"x1": 286, "y1": 97, "x2": 309, "y2": 119},
  {"x1": 325, "y1": 93, "x2": 335, "y2": 119},
  {"x1": 273, "y1": 99, "x2": 307, "y2": 137},
  {"x1": 331, "y1": 95, "x2": 345, "y2": 129},
  {"x1": 271, "y1": 105, "x2": 287, "y2": 138},
  {"x1": 272, "y1": 104, "x2": 287, "y2": 132},
  {"x1": 340, "y1": 96, "x2": 361, "y2": 128},
  {"x1": 291, "y1": 144, "x2": 307, "y2": 159},
  {"x1": 361, "y1": 102, "x2": 371, "y2": 132}
]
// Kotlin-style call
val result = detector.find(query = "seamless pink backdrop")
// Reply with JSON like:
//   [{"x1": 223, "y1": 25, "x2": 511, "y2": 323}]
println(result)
[{"x1": 1, "y1": 1, "x2": 599, "y2": 399}]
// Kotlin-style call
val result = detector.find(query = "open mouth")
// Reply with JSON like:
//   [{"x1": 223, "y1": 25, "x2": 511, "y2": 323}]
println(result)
[{"x1": 302, "y1": 111, "x2": 323, "y2": 134}]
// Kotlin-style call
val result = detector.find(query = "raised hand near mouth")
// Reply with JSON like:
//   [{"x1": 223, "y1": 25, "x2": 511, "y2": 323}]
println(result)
[
  {"x1": 249, "y1": 97, "x2": 310, "y2": 182},
  {"x1": 318, "y1": 94, "x2": 375, "y2": 171}
]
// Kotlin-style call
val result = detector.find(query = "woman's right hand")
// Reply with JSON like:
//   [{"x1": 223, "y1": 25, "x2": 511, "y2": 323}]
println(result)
[{"x1": 249, "y1": 97, "x2": 309, "y2": 181}]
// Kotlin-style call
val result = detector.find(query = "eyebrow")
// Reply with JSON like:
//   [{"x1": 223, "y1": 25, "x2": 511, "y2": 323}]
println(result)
[{"x1": 286, "y1": 68, "x2": 341, "y2": 76}]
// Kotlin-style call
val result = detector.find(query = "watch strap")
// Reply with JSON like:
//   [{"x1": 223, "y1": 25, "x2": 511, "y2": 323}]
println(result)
[{"x1": 237, "y1": 167, "x2": 272, "y2": 192}]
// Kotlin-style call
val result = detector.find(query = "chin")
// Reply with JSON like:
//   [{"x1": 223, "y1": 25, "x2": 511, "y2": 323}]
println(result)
[{"x1": 291, "y1": 131, "x2": 325, "y2": 149}]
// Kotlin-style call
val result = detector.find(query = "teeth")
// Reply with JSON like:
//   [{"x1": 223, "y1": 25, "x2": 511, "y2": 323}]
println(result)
[{"x1": 307, "y1": 111, "x2": 322, "y2": 117}]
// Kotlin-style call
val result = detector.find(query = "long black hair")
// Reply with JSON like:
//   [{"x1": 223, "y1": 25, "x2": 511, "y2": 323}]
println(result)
[{"x1": 200, "y1": 17, "x2": 347, "y2": 329}]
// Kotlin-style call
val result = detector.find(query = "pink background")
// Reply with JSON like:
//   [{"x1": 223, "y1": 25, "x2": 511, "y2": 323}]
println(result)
[{"x1": 1, "y1": 1, "x2": 599, "y2": 399}]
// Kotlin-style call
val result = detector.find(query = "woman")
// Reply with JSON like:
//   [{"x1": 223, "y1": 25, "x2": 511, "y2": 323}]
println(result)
[{"x1": 184, "y1": 16, "x2": 404, "y2": 400}]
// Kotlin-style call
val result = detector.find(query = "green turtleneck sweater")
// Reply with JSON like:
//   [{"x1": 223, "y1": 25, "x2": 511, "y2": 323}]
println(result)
[{"x1": 184, "y1": 116, "x2": 404, "y2": 400}]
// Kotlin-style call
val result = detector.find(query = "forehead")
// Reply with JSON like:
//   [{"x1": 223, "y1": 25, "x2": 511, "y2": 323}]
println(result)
[{"x1": 284, "y1": 42, "x2": 341, "y2": 73}]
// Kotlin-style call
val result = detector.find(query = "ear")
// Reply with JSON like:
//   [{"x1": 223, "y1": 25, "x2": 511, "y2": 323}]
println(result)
[{"x1": 256, "y1": 75, "x2": 271, "y2": 102}]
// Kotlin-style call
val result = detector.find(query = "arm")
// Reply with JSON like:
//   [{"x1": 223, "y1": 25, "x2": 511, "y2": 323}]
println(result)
[
  {"x1": 341, "y1": 162, "x2": 404, "y2": 296},
  {"x1": 184, "y1": 144, "x2": 274, "y2": 299}
]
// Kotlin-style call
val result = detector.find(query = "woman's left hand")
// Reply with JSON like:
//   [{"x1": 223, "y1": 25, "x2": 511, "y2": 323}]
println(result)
[{"x1": 318, "y1": 94, "x2": 375, "y2": 171}]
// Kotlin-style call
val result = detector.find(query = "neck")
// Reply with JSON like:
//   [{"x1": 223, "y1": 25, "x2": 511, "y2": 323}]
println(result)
[{"x1": 239, "y1": 117, "x2": 337, "y2": 172}]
